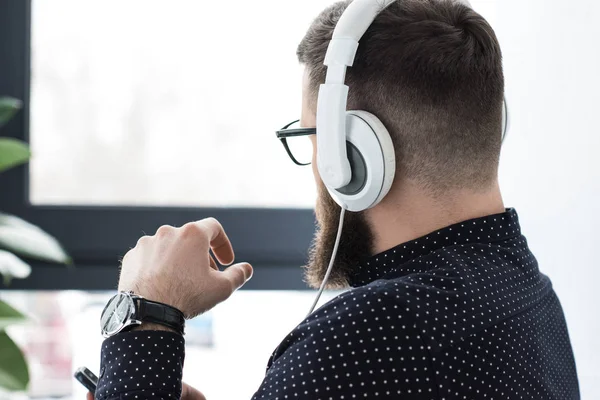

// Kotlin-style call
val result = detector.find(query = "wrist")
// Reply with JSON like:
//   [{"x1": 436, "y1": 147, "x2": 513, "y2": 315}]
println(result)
[
  {"x1": 118, "y1": 286, "x2": 186, "y2": 317},
  {"x1": 130, "y1": 322, "x2": 179, "y2": 334},
  {"x1": 100, "y1": 291, "x2": 186, "y2": 338}
]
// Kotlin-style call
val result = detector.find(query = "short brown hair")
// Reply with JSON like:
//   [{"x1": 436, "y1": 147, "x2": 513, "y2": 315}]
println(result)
[{"x1": 297, "y1": 0, "x2": 504, "y2": 193}]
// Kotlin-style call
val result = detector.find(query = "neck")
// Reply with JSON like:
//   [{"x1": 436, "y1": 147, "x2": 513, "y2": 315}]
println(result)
[{"x1": 365, "y1": 180, "x2": 505, "y2": 254}]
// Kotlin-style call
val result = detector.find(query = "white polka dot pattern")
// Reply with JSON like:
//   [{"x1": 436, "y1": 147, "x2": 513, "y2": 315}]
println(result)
[
  {"x1": 251, "y1": 209, "x2": 579, "y2": 399},
  {"x1": 97, "y1": 209, "x2": 580, "y2": 400},
  {"x1": 96, "y1": 331, "x2": 184, "y2": 400}
]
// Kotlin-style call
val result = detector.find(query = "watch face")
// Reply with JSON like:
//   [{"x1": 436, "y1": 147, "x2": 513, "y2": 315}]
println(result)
[{"x1": 101, "y1": 292, "x2": 134, "y2": 336}]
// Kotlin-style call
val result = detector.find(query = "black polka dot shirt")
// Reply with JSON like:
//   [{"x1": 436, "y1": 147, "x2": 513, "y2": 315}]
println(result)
[{"x1": 97, "y1": 209, "x2": 580, "y2": 399}]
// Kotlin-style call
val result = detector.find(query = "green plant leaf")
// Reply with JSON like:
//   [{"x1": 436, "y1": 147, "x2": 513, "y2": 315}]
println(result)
[
  {"x1": 0, "y1": 300, "x2": 27, "y2": 330},
  {"x1": 0, "y1": 138, "x2": 30, "y2": 173},
  {"x1": 0, "y1": 331, "x2": 29, "y2": 391},
  {"x1": 0, "y1": 250, "x2": 31, "y2": 286},
  {"x1": 0, "y1": 97, "x2": 22, "y2": 129},
  {"x1": 0, "y1": 213, "x2": 71, "y2": 265}
]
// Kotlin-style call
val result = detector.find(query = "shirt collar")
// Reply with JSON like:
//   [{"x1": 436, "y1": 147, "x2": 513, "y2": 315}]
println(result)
[{"x1": 349, "y1": 208, "x2": 521, "y2": 288}]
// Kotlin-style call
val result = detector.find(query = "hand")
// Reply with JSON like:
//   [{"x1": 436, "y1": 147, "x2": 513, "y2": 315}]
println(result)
[
  {"x1": 182, "y1": 383, "x2": 207, "y2": 400},
  {"x1": 86, "y1": 382, "x2": 206, "y2": 400},
  {"x1": 118, "y1": 218, "x2": 253, "y2": 318}
]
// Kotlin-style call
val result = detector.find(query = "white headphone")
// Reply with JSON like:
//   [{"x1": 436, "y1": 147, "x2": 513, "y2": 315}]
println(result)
[{"x1": 316, "y1": 0, "x2": 509, "y2": 212}]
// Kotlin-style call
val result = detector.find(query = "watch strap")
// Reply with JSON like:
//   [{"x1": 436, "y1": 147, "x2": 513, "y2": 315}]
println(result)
[{"x1": 136, "y1": 298, "x2": 186, "y2": 335}]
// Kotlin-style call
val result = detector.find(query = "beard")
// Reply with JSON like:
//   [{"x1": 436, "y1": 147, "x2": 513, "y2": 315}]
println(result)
[{"x1": 304, "y1": 182, "x2": 374, "y2": 289}]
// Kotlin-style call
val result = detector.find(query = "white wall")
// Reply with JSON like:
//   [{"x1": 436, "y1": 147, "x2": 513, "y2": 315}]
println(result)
[{"x1": 487, "y1": 1, "x2": 600, "y2": 397}]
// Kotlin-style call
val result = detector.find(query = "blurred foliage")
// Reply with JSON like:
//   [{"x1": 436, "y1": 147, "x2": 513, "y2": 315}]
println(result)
[{"x1": 0, "y1": 96, "x2": 70, "y2": 392}]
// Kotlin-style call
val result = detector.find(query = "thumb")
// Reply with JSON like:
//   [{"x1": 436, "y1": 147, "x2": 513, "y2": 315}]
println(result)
[
  {"x1": 220, "y1": 262, "x2": 253, "y2": 292},
  {"x1": 181, "y1": 382, "x2": 206, "y2": 400}
]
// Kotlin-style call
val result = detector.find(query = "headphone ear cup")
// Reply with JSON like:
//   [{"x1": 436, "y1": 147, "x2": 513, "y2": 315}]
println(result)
[{"x1": 326, "y1": 111, "x2": 396, "y2": 212}]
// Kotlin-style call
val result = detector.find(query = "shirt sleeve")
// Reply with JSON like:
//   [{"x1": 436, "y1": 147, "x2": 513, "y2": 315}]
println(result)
[
  {"x1": 251, "y1": 285, "x2": 437, "y2": 400},
  {"x1": 95, "y1": 330, "x2": 185, "y2": 400}
]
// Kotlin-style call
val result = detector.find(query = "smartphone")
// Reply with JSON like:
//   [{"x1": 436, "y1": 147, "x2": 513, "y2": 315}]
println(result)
[{"x1": 74, "y1": 366, "x2": 98, "y2": 393}]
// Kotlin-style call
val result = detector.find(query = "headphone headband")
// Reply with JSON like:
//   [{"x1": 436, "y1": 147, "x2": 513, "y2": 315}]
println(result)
[{"x1": 317, "y1": 0, "x2": 396, "y2": 190}]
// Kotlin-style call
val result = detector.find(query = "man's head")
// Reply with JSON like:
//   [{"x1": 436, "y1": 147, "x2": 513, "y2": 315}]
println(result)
[{"x1": 300, "y1": 0, "x2": 505, "y2": 288}]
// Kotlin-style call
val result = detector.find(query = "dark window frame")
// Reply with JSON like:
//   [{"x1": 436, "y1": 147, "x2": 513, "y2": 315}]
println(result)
[{"x1": 0, "y1": 0, "x2": 315, "y2": 291}]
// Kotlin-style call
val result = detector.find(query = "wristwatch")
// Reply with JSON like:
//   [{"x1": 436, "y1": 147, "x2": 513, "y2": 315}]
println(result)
[{"x1": 100, "y1": 291, "x2": 185, "y2": 337}]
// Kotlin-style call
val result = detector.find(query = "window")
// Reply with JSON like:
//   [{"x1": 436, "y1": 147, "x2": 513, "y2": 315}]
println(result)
[
  {"x1": 29, "y1": 0, "x2": 330, "y2": 208},
  {"x1": 1, "y1": 0, "x2": 330, "y2": 291}
]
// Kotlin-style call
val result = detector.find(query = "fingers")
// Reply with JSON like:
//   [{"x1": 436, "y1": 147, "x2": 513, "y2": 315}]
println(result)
[
  {"x1": 181, "y1": 382, "x2": 206, "y2": 400},
  {"x1": 192, "y1": 218, "x2": 235, "y2": 266},
  {"x1": 214, "y1": 262, "x2": 253, "y2": 301},
  {"x1": 86, "y1": 392, "x2": 94, "y2": 400}
]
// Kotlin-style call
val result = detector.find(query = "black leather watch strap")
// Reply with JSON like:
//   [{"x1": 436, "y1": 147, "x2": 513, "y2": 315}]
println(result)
[{"x1": 135, "y1": 298, "x2": 185, "y2": 335}]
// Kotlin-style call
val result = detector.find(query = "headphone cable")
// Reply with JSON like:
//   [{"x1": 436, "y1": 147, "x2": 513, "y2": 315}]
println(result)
[{"x1": 306, "y1": 204, "x2": 347, "y2": 318}]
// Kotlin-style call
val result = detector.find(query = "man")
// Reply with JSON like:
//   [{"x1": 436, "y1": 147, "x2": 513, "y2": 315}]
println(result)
[{"x1": 90, "y1": 0, "x2": 580, "y2": 399}]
